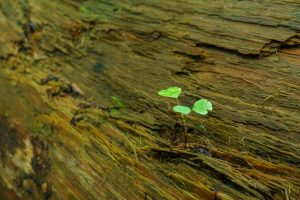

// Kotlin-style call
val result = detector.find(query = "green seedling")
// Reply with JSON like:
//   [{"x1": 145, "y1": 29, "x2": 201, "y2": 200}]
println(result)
[
  {"x1": 109, "y1": 96, "x2": 125, "y2": 116},
  {"x1": 158, "y1": 87, "x2": 213, "y2": 143},
  {"x1": 111, "y1": 96, "x2": 125, "y2": 109}
]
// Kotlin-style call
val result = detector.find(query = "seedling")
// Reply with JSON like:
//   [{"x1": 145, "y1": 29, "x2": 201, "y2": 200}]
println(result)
[
  {"x1": 110, "y1": 96, "x2": 125, "y2": 116},
  {"x1": 158, "y1": 87, "x2": 213, "y2": 143}
]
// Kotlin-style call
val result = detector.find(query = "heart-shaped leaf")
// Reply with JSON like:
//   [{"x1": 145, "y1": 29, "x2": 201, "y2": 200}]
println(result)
[
  {"x1": 192, "y1": 99, "x2": 213, "y2": 115},
  {"x1": 158, "y1": 87, "x2": 181, "y2": 99},
  {"x1": 173, "y1": 105, "x2": 191, "y2": 115}
]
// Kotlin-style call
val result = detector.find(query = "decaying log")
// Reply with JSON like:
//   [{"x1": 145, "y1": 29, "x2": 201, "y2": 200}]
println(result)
[{"x1": 0, "y1": 0, "x2": 300, "y2": 199}]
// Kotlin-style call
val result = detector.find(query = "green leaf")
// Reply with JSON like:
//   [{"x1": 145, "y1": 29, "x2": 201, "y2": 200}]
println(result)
[
  {"x1": 173, "y1": 105, "x2": 191, "y2": 115},
  {"x1": 192, "y1": 99, "x2": 213, "y2": 115},
  {"x1": 158, "y1": 87, "x2": 181, "y2": 99}
]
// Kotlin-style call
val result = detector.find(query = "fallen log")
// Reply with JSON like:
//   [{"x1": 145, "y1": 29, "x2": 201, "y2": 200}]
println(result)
[{"x1": 0, "y1": 0, "x2": 299, "y2": 199}]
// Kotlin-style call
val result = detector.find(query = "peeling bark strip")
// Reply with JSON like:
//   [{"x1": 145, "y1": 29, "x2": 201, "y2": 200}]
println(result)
[{"x1": 0, "y1": 0, "x2": 300, "y2": 200}]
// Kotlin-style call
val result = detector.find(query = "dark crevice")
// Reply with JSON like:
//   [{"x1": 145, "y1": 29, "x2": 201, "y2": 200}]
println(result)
[
  {"x1": 196, "y1": 35, "x2": 299, "y2": 58},
  {"x1": 260, "y1": 35, "x2": 300, "y2": 55},
  {"x1": 195, "y1": 43, "x2": 260, "y2": 59}
]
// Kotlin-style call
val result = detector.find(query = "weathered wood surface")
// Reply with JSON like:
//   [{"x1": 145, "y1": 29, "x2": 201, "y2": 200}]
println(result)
[{"x1": 0, "y1": 0, "x2": 300, "y2": 199}]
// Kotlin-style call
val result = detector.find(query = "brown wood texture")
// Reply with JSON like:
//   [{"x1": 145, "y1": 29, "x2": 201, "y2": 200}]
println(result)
[{"x1": 0, "y1": 0, "x2": 299, "y2": 199}]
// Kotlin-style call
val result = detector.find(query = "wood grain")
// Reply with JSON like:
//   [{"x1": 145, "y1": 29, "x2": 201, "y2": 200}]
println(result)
[{"x1": 0, "y1": 0, "x2": 299, "y2": 199}]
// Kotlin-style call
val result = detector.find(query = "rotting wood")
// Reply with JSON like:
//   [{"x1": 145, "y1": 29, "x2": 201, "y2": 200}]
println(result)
[{"x1": 0, "y1": 0, "x2": 300, "y2": 199}]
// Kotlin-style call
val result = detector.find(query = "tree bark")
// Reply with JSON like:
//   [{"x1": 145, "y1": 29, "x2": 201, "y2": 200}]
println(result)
[{"x1": 0, "y1": 0, "x2": 299, "y2": 199}]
